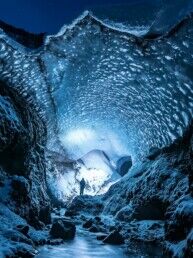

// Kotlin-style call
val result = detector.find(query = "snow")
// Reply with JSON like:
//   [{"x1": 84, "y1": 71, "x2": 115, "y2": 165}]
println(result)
[{"x1": 0, "y1": 204, "x2": 35, "y2": 257}]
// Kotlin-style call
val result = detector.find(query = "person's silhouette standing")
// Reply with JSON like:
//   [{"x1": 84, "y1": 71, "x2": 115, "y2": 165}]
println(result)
[{"x1": 80, "y1": 178, "x2": 86, "y2": 195}]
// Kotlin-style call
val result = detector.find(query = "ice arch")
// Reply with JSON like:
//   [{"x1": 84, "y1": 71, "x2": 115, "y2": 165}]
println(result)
[
  {"x1": 43, "y1": 11, "x2": 193, "y2": 160},
  {"x1": 0, "y1": 7, "x2": 193, "y2": 161}
]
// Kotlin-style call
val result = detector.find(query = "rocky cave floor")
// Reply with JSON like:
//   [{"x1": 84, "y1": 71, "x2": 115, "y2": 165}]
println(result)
[
  {"x1": 0, "y1": 202, "x2": 166, "y2": 258},
  {"x1": 0, "y1": 118, "x2": 193, "y2": 258}
]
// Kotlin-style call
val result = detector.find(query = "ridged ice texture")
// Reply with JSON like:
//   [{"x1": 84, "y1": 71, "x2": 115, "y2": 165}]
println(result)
[{"x1": 0, "y1": 13, "x2": 193, "y2": 159}]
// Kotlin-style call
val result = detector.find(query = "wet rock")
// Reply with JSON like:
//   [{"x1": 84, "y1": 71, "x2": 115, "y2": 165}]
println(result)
[
  {"x1": 50, "y1": 219, "x2": 76, "y2": 240},
  {"x1": 83, "y1": 218, "x2": 94, "y2": 229},
  {"x1": 89, "y1": 225, "x2": 99, "y2": 233},
  {"x1": 103, "y1": 230, "x2": 125, "y2": 245},
  {"x1": 65, "y1": 210, "x2": 78, "y2": 217}
]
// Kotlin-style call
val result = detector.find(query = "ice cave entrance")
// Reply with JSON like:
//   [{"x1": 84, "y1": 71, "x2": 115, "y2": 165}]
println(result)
[{"x1": 49, "y1": 128, "x2": 132, "y2": 203}]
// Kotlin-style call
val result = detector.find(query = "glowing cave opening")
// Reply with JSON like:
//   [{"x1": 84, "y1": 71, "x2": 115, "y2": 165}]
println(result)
[{"x1": 48, "y1": 127, "x2": 132, "y2": 204}]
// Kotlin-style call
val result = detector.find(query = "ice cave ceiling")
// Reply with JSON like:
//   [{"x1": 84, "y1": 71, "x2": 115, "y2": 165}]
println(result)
[{"x1": 0, "y1": 3, "x2": 193, "y2": 162}]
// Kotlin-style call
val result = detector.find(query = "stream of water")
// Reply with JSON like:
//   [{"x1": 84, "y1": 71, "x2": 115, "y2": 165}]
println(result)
[
  {"x1": 36, "y1": 228, "x2": 127, "y2": 258},
  {"x1": 36, "y1": 227, "x2": 164, "y2": 258}
]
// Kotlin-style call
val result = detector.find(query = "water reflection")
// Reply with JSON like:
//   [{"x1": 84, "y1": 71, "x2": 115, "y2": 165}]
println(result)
[{"x1": 36, "y1": 229, "x2": 128, "y2": 258}]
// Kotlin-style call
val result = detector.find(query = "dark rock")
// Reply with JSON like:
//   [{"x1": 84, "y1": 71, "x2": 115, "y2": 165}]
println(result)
[
  {"x1": 83, "y1": 219, "x2": 94, "y2": 228},
  {"x1": 89, "y1": 225, "x2": 99, "y2": 233},
  {"x1": 94, "y1": 216, "x2": 101, "y2": 222},
  {"x1": 79, "y1": 214, "x2": 87, "y2": 221},
  {"x1": 116, "y1": 156, "x2": 132, "y2": 176},
  {"x1": 28, "y1": 208, "x2": 45, "y2": 230},
  {"x1": 97, "y1": 234, "x2": 108, "y2": 241},
  {"x1": 16, "y1": 225, "x2": 29, "y2": 236},
  {"x1": 65, "y1": 210, "x2": 77, "y2": 217},
  {"x1": 3, "y1": 229, "x2": 33, "y2": 245},
  {"x1": 134, "y1": 199, "x2": 166, "y2": 220},
  {"x1": 109, "y1": 226, "x2": 117, "y2": 232},
  {"x1": 11, "y1": 176, "x2": 30, "y2": 203},
  {"x1": 116, "y1": 199, "x2": 166, "y2": 222},
  {"x1": 66, "y1": 195, "x2": 104, "y2": 216},
  {"x1": 39, "y1": 205, "x2": 51, "y2": 225},
  {"x1": 165, "y1": 197, "x2": 193, "y2": 242},
  {"x1": 50, "y1": 219, "x2": 76, "y2": 240},
  {"x1": 103, "y1": 230, "x2": 125, "y2": 245},
  {"x1": 11, "y1": 247, "x2": 37, "y2": 258}
]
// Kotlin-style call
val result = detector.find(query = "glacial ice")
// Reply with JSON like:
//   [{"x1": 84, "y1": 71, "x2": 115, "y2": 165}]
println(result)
[
  {"x1": 0, "y1": 2, "x2": 193, "y2": 257},
  {"x1": 0, "y1": 9, "x2": 193, "y2": 162},
  {"x1": 0, "y1": 1, "x2": 193, "y2": 200}
]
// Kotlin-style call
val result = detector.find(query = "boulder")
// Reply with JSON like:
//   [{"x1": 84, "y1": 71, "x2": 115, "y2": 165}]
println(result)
[
  {"x1": 83, "y1": 218, "x2": 94, "y2": 228},
  {"x1": 50, "y1": 219, "x2": 76, "y2": 240},
  {"x1": 103, "y1": 230, "x2": 125, "y2": 245},
  {"x1": 116, "y1": 156, "x2": 132, "y2": 176},
  {"x1": 89, "y1": 225, "x2": 99, "y2": 233}
]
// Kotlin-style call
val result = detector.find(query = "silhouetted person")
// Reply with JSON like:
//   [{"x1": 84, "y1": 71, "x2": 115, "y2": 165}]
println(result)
[{"x1": 80, "y1": 178, "x2": 86, "y2": 195}]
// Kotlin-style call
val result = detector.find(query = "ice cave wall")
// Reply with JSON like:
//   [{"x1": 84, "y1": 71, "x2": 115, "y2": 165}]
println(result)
[
  {"x1": 0, "y1": 80, "x2": 51, "y2": 226},
  {"x1": 0, "y1": 10, "x2": 193, "y2": 161}
]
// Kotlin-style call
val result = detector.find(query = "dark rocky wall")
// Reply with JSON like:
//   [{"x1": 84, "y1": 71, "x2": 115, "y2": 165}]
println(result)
[{"x1": 0, "y1": 80, "x2": 51, "y2": 227}]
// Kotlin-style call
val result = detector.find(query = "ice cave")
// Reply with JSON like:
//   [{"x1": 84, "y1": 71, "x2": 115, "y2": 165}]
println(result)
[{"x1": 0, "y1": 0, "x2": 193, "y2": 257}]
